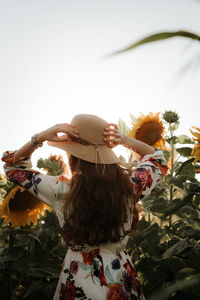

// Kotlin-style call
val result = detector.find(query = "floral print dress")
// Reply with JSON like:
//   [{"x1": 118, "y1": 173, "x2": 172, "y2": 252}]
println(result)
[{"x1": 2, "y1": 150, "x2": 168, "y2": 300}]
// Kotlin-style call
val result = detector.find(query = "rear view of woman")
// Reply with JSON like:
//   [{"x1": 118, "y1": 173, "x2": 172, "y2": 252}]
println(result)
[{"x1": 2, "y1": 114, "x2": 168, "y2": 300}]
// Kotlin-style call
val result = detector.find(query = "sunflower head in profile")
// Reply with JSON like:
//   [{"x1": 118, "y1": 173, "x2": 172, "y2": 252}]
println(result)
[
  {"x1": 129, "y1": 112, "x2": 165, "y2": 149},
  {"x1": 190, "y1": 126, "x2": 200, "y2": 164},
  {"x1": 0, "y1": 185, "x2": 51, "y2": 227}
]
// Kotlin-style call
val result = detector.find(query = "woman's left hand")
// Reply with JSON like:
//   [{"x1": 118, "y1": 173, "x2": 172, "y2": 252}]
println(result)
[
  {"x1": 38, "y1": 123, "x2": 79, "y2": 143},
  {"x1": 103, "y1": 124, "x2": 122, "y2": 148}
]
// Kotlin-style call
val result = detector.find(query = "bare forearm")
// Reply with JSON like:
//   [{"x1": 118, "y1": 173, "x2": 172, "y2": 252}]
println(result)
[
  {"x1": 13, "y1": 132, "x2": 46, "y2": 161},
  {"x1": 11, "y1": 124, "x2": 78, "y2": 162},
  {"x1": 121, "y1": 135, "x2": 155, "y2": 156}
]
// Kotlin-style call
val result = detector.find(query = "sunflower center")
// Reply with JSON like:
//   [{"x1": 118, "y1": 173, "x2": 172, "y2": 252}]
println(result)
[
  {"x1": 9, "y1": 189, "x2": 40, "y2": 212},
  {"x1": 135, "y1": 121, "x2": 162, "y2": 145}
]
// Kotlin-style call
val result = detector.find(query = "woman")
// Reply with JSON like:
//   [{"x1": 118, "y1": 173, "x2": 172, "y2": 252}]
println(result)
[{"x1": 2, "y1": 114, "x2": 167, "y2": 300}]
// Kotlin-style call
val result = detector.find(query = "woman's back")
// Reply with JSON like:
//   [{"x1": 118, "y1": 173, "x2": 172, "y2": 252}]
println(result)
[{"x1": 63, "y1": 155, "x2": 138, "y2": 247}]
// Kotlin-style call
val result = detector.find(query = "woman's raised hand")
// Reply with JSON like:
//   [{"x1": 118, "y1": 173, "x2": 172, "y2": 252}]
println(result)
[
  {"x1": 10, "y1": 124, "x2": 79, "y2": 163},
  {"x1": 103, "y1": 123, "x2": 123, "y2": 148},
  {"x1": 38, "y1": 124, "x2": 79, "y2": 143}
]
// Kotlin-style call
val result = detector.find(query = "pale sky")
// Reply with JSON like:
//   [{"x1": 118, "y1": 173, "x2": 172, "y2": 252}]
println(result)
[{"x1": 1, "y1": 0, "x2": 200, "y2": 171}]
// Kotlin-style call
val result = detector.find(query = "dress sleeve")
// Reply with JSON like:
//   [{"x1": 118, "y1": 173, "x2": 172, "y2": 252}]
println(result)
[
  {"x1": 1, "y1": 151, "x2": 70, "y2": 213},
  {"x1": 130, "y1": 150, "x2": 168, "y2": 202}
]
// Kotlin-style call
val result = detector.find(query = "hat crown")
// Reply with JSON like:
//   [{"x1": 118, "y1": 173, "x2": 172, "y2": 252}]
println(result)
[
  {"x1": 71, "y1": 114, "x2": 107, "y2": 144},
  {"x1": 48, "y1": 114, "x2": 120, "y2": 164}
]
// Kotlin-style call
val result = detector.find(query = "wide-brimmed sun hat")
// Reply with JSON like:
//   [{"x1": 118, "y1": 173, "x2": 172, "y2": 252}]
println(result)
[{"x1": 48, "y1": 114, "x2": 120, "y2": 164}]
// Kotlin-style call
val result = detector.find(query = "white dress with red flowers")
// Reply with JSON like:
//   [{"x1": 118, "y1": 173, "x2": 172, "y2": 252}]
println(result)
[{"x1": 2, "y1": 150, "x2": 167, "y2": 300}]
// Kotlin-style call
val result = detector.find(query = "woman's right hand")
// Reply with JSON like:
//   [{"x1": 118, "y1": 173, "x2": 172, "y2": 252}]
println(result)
[
  {"x1": 103, "y1": 123, "x2": 123, "y2": 148},
  {"x1": 37, "y1": 123, "x2": 79, "y2": 143},
  {"x1": 104, "y1": 123, "x2": 155, "y2": 156}
]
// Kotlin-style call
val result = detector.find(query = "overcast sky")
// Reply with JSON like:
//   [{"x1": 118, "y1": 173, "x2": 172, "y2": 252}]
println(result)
[{"x1": 1, "y1": 0, "x2": 200, "y2": 171}]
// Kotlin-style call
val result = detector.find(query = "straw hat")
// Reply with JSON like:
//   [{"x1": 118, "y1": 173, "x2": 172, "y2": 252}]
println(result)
[{"x1": 48, "y1": 114, "x2": 120, "y2": 164}]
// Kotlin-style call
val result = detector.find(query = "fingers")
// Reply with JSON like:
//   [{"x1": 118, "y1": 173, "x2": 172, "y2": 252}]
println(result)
[
  {"x1": 56, "y1": 124, "x2": 79, "y2": 137},
  {"x1": 105, "y1": 138, "x2": 121, "y2": 144},
  {"x1": 104, "y1": 137, "x2": 121, "y2": 145},
  {"x1": 107, "y1": 123, "x2": 118, "y2": 129},
  {"x1": 105, "y1": 124, "x2": 118, "y2": 132},
  {"x1": 104, "y1": 124, "x2": 120, "y2": 139},
  {"x1": 103, "y1": 123, "x2": 122, "y2": 148},
  {"x1": 104, "y1": 133, "x2": 121, "y2": 148},
  {"x1": 60, "y1": 123, "x2": 77, "y2": 129},
  {"x1": 104, "y1": 132, "x2": 120, "y2": 137}
]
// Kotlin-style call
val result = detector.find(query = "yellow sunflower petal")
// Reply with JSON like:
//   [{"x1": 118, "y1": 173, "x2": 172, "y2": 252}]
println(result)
[
  {"x1": 192, "y1": 126, "x2": 200, "y2": 132},
  {"x1": 191, "y1": 148, "x2": 200, "y2": 163},
  {"x1": 190, "y1": 126, "x2": 200, "y2": 164},
  {"x1": 0, "y1": 185, "x2": 51, "y2": 227},
  {"x1": 190, "y1": 130, "x2": 200, "y2": 140}
]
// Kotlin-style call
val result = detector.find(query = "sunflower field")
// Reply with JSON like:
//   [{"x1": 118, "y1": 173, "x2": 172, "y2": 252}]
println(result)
[{"x1": 0, "y1": 111, "x2": 200, "y2": 300}]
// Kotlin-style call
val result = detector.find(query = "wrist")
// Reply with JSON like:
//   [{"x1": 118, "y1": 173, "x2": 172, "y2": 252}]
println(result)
[
  {"x1": 121, "y1": 134, "x2": 131, "y2": 146},
  {"x1": 37, "y1": 132, "x2": 46, "y2": 143},
  {"x1": 121, "y1": 135, "x2": 137, "y2": 152},
  {"x1": 30, "y1": 133, "x2": 45, "y2": 149}
]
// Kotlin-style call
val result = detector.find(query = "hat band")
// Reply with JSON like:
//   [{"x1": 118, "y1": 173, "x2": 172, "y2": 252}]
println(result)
[
  {"x1": 68, "y1": 134, "x2": 106, "y2": 165},
  {"x1": 68, "y1": 134, "x2": 105, "y2": 147}
]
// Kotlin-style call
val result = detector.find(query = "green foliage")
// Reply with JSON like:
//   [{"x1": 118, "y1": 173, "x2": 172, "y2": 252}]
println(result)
[
  {"x1": 0, "y1": 179, "x2": 16, "y2": 195},
  {"x1": 125, "y1": 112, "x2": 200, "y2": 299},
  {"x1": 111, "y1": 30, "x2": 200, "y2": 56},
  {"x1": 176, "y1": 147, "x2": 193, "y2": 157},
  {"x1": 0, "y1": 156, "x2": 67, "y2": 300},
  {"x1": 37, "y1": 156, "x2": 66, "y2": 176},
  {"x1": 0, "y1": 212, "x2": 66, "y2": 300},
  {"x1": 178, "y1": 135, "x2": 194, "y2": 145}
]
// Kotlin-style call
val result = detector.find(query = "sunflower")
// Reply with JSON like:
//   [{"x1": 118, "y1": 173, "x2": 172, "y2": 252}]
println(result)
[
  {"x1": 190, "y1": 126, "x2": 200, "y2": 163},
  {"x1": 129, "y1": 112, "x2": 165, "y2": 149},
  {"x1": 0, "y1": 185, "x2": 51, "y2": 227},
  {"x1": 0, "y1": 173, "x2": 6, "y2": 181}
]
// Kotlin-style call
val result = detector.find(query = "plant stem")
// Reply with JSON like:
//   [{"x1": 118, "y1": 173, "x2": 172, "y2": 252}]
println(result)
[
  {"x1": 169, "y1": 124, "x2": 175, "y2": 226},
  {"x1": 6, "y1": 231, "x2": 15, "y2": 300},
  {"x1": 148, "y1": 213, "x2": 151, "y2": 224}
]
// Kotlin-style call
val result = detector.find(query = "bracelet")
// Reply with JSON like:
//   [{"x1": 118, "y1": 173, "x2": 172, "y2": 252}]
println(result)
[{"x1": 30, "y1": 134, "x2": 43, "y2": 149}]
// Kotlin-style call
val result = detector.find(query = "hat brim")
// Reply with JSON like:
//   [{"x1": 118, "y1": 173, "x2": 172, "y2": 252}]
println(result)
[{"x1": 47, "y1": 141, "x2": 120, "y2": 164}]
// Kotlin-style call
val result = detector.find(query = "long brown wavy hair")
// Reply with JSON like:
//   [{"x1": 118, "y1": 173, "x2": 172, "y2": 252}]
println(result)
[{"x1": 63, "y1": 155, "x2": 139, "y2": 246}]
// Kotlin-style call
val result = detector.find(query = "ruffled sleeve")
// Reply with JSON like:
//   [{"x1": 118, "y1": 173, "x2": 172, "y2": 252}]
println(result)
[
  {"x1": 130, "y1": 150, "x2": 168, "y2": 202},
  {"x1": 2, "y1": 151, "x2": 70, "y2": 226}
]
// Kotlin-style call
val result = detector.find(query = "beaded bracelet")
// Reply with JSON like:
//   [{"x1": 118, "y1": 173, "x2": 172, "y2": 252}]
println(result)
[{"x1": 30, "y1": 134, "x2": 43, "y2": 149}]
